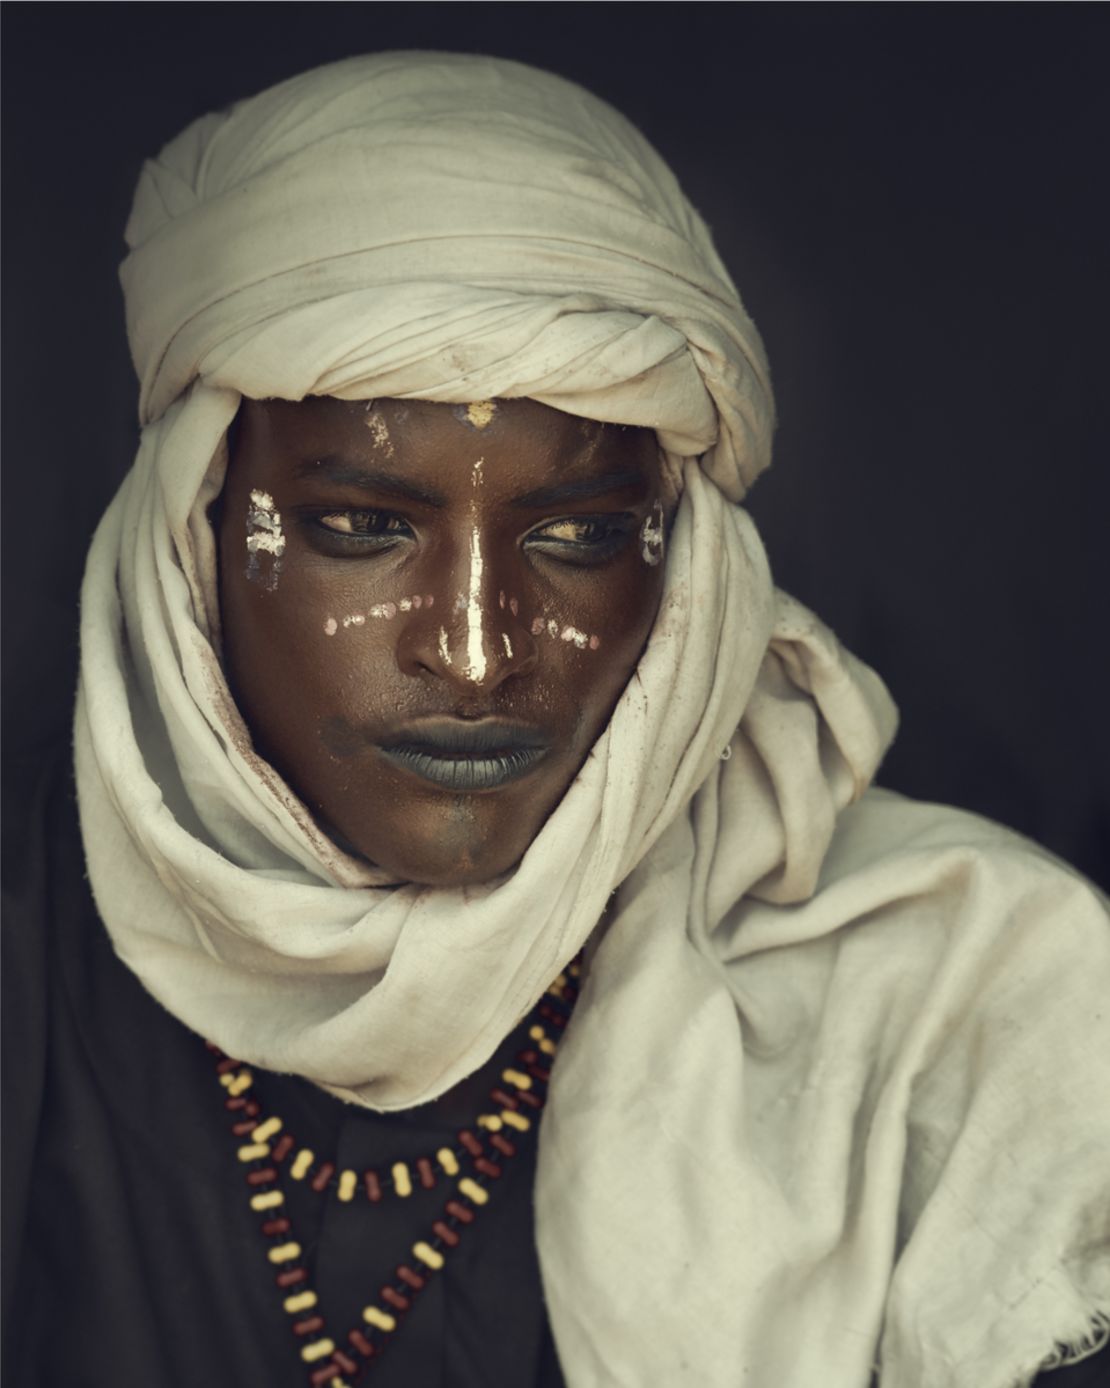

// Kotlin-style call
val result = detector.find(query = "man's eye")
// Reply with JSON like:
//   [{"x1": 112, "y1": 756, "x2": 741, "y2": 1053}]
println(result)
[
  {"x1": 536, "y1": 519, "x2": 610, "y2": 544},
  {"x1": 526, "y1": 515, "x2": 634, "y2": 563},
  {"x1": 316, "y1": 511, "x2": 410, "y2": 538}
]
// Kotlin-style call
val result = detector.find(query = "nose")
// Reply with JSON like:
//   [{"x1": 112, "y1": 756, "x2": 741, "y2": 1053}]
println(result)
[{"x1": 396, "y1": 532, "x2": 538, "y2": 695}]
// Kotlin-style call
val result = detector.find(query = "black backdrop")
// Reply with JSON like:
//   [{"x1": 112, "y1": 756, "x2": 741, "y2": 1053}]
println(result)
[{"x1": 3, "y1": 3, "x2": 1107, "y2": 887}]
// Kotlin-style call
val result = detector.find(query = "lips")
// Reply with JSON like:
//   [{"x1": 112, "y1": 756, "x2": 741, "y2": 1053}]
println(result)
[{"x1": 378, "y1": 719, "x2": 553, "y2": 792}]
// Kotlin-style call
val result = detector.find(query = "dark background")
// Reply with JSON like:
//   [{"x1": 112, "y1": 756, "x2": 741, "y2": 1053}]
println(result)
[{"x1": 3, "y1": 3, "x2": 1107, "y2": 887}]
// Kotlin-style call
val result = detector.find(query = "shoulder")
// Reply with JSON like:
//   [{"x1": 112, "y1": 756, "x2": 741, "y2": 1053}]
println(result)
[{"x1": 819, "y1": 786, "x2": 1109, "y2": 941}]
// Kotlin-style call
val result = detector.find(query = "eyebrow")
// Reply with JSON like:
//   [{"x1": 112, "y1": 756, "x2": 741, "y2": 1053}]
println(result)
[
  {"x1": 293, "y1": 456, "x2": 646, "y2": 510},
  {"x1": 294, "y1": 457, "x2": 449, "y2": 508},
  {"x1": 510, "y1": 469, "x2": 648, "y2": 509}
]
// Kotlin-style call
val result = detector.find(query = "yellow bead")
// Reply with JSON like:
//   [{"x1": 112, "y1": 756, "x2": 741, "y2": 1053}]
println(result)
[
  {"x1": 237, "y1": 1143, "x2": 270, "y2": 1162},
  {"x1": 502, "y1": 1068, "x2": 532, "y2": 1090},
  {"x1": 250, "y1": 1190, "x2": 284, "y2": 1212},
  {"x1": 529, "y1": 1025, "x2": 545, "y2": 1042},
  {"x1": 539, "y1": 1038, "x2": 557, "y2": 1056},
  {"x1": 568, "y1": 962, "x2": 581, "y2": 977},
  {"x1": 226, "y1": 1072, "x2": 253, "y2": 1096},
  {"x1": 437, "y1": 1147, "x2": 460, "y2": 1176},
  {"x1": 392, "y1": 1162, "x2": 412, "y2": 1198},
  {"x1": 458, "y1": 1178, "x2": 489, "y2": 1206},
  {"x1": 283, "y1": 1290, "x2": 317, "y2": 1314},
  {"x1": 413, "y1": 1240, "x2": 445, "y2": 1270},
  {"x1": 268, "y1": 1242, "x2": 302, "y2": 1264},
  {"x1": 501, "y1": 1109, "x2": 531, "y2": 1132},
  {"x1": 301, "y1": 1338, "x2": 336, "y2": 1363},
  {"x1": 290, "y1": 1149, "x2": 314, "y2": 1180},
  {"x1": 337, "y1": 1170, "x2": 357, "y2": 1202},
  {"x1": 363, "y1": 1305, "x2": 397, "y2": 1333},
  {"x1": 252, "y1": 1116, "x2": 282, "y2": 1143},
  {"x1": 476, "y1": 1114, "x2": 502, "y2": 1131}
]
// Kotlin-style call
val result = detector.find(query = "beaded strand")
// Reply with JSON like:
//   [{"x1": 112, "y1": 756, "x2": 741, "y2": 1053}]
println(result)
[{"x1": 211, "y1": 961, "x2": 580, "y2": 1386}]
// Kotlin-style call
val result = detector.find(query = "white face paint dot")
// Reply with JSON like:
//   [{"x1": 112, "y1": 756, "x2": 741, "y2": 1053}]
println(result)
[
  {"x1": 424, "y1": 595, "x2": 434, "y2": 609},
  {"x1": 509, "y1": 597, "x2": 519, "y2": 617},
  {"x1": 465, "y1": 400, "x2": 497, "y2": 430},
  {"x1": 502, "y1": 633, "x2": 514, "y2": 658},
  {"x1": 412, "y1": 595, "x2": 423, "y2": 609},
  {"x1": 588, "y1": 635, "x2": 601, "y2": 651},
  {"x1": 531, "y1": 617, "x2": 545, "y2": 636},
  {"x1": 547, "y1": 619, "x2": 559, "y2": 638},
  {"x1": 324, "y1": 617, "x2": 338, "y2": 636},
  {"x1": 399, "y1": 597, "x2": 412, "y2": 612}
]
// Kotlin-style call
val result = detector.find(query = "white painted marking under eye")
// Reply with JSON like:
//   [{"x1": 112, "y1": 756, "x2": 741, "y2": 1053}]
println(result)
[{"x1": 324, "y1": 617, "x2": 338, "y2": 636}]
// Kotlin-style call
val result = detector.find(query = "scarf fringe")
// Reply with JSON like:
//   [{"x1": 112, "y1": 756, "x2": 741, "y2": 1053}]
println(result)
[{"x1": 1023, "y1": 1307, "x2": 1110, "y2": 1383}]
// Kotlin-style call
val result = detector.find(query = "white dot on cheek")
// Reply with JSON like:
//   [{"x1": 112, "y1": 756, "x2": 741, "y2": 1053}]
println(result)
[{"x1": 324, "y1": 617, "x2": 338, "y2": 636}]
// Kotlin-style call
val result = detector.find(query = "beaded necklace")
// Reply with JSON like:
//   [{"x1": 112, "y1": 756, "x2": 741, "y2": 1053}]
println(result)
[{"x1": 209, "y1": 961, "x2": 580, "y2": 1388}]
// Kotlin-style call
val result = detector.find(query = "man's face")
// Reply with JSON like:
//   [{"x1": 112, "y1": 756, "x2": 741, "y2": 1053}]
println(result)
[{"x1": 218, "y1": 396, "x2": 667, "y2": 885}]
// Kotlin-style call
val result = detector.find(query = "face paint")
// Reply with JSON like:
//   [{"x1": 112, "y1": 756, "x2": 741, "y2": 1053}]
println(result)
[
  {"x1": 472, "y1": 456, "x2": 485, "y2": 486},
  {"x1": 245, "y1": 489, "x2": 286, "y2": 589},
  {"x1": 530, "y1": 614, "x2": 602, "y2": 650},
  {"x1": 639, "y1": 499, "x2": 665, "y2": 567},
  {"x1": 464, "y1": 400, "x2": 497, "y2": 430},
  {"x1": 464, "y1": 522, "x2": 488, "y2": 684},
  {"x1": 364, "y1": 404, "x2": 395, "y2": 457}
]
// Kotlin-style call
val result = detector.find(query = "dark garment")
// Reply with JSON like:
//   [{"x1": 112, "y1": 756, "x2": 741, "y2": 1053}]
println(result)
[
  {"x1": 3, "y1": 762, "x2": 1107, "y2": 1388},
  {"x1": 2, "y1": 763, "x2": 564, "y2": 1388}
]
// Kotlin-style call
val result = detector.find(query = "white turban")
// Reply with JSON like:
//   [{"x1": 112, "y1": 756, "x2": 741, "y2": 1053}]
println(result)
[{"x1": 76, "y1": 52, "x2": 1109, "y2": 1388}]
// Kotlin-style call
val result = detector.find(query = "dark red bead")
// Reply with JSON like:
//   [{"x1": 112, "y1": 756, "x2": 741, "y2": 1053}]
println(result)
[
  {"x1": 333, "y1": 1349, "x2": 359, "y2": 1375},
  {"x1": 458, "y1": 1130, "x2": 482, "y2": 1157},
  {"x1": 474, "y1": 1158, "x2": 502, "y2": 1179},
  {"x1": 231, "y1": 1119, "x2": 257, "y2": 1137},
  {"x1": 216, "y1": 1057, "x2": 240, "y2": 1074},
  {"x1": 527, "y1": 1064, "x2": 551, "y2": 1083},
  {"x1": 364, "y1": 1170, "x2": 382, "y2": 1203},
  {"x1": 348, "y1": 1329, "x2": 375, "y2": 1358},
  {"x1": 261, "y1": 1217, "x2": 290, "y2": 1236},
  {"x1": 293, "y1": 1314, "x2": 325, "y2": 1336},
  {"x1": 225, "y1": 1096, "x2": 248, "y2": 1111},
  {"x1": 272, "y1": 1135, "x2": 295, "y2": 1163},
  {"x1": 490, "y1": 1088, "x2": 519, "y2": 1110},
  {"x1": 516, "y1": 1089, "x2": 542, "y2": 1109},
  {"x1": 396, "y1": 1264, "x2": 425, "y2": 1291},
  {"x1": 275, "y1": 1268, "x2": 308, "y2": 1287},
  {"x1": 446, "y1": 1200, "x2": 475, "y2": 1225},
  {"x1": 310, "y1": 1365, "x2": 341, "y2": 1388},
  {"x1": 490, "y1": 1134, "x2": 516, "y2": 1158},
  {"x1": 432, "y1": 1220, "x2": 460, "y2": 1247},
  {"x1": 246, "y1": 1167, "x2": 277, "y2": 1186},
  {"x1": 519, "y1": 1049, "x2": 540, "y2": 1065},
  {"x1": 310, "y1": 1161, "x2": 335, "y2": 1192},
  {"x1": 380, "y1": 1287, "x2": 410, "y2": 1313},
  {"x1": 416, "y1": 1158, "x2": 436, "y2": 1189},
  {"x1": 243, "y1": 1100, "x2": 261, "y2": 1117}
]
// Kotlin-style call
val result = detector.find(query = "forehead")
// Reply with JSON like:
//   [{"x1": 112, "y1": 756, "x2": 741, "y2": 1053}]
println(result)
[{"x1": 231, "y1": 396, "x2": 659, "y2": 497}]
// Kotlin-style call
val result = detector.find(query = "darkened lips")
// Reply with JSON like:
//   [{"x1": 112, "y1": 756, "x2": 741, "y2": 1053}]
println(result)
[{"x1": 378, "y1": 719, "x2": 553, "y2": 792}]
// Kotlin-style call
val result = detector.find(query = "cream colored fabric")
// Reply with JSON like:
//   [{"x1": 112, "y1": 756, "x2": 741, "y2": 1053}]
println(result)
[{"x1": 75, "y1": 52, "x2": 1109, "y2": 1388}]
